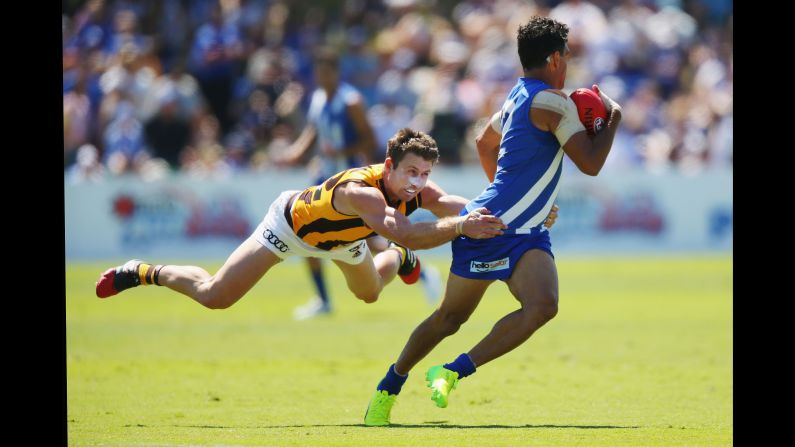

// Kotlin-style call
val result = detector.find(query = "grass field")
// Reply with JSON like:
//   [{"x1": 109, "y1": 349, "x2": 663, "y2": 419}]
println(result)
[{"x1": 67, "y1": 254, "x2": 732, "y2": 446}]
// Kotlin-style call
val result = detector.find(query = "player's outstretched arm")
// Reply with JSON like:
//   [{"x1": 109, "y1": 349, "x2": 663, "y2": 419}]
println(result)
[
  {"x1": 417, "y1": 180, "x2": 468, "y2": 218},
  {"x1": 420, "y1": 178, "x2": 559, "y2": 228},
  {"x1": 338, "y1": 184, "x2": 506, "y2": 250}
]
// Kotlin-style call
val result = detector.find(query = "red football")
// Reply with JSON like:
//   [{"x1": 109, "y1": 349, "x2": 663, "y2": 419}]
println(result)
[{"x1": 570, "y1": 88, "x2": 607, "y2": 136}]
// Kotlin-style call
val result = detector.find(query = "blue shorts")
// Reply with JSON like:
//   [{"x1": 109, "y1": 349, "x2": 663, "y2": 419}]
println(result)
[{"x1": 450, "y1": 228, "x2": 554, "y2": 280}]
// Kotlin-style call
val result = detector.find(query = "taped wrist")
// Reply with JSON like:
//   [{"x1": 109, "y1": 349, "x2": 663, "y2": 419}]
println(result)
[{"x1": 455, "y1": 218, "x2": 464, "y2": 235}]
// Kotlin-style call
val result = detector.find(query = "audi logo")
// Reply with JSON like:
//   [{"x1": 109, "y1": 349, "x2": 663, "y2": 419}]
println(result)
[{"x1": 263, "y1": 229, "x2": 289, "y2": 252}]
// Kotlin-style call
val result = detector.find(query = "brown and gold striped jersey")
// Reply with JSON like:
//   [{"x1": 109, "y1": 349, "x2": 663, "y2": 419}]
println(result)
[{"x1": 287, "y1": 164, "x2": 421, "y2": 250}]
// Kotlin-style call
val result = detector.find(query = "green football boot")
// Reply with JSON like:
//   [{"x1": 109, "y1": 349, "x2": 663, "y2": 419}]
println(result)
[
  {"x1": 364, "y1": 390, "x2": 397, "y2": 426},
  {"x1": 425, "y1": 365, "x2": 459, "y2": 408}
]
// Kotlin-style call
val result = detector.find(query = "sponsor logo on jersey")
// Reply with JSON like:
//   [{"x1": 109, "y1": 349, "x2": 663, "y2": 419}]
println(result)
[
  {"x1": 470, "y1": 257, "x2": 510, "y2": 273},
  {"x1": 263, "y1": 228, "x2": 289, "y2": 252},
  {"x1": 348, "y1": 241, "x2": 365, "y2": 258}
]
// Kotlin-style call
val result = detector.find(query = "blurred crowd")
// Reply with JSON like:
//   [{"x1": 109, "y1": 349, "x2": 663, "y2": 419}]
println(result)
[{"x1": 63, "y1": 0, "x2": 732, "y2": 183}]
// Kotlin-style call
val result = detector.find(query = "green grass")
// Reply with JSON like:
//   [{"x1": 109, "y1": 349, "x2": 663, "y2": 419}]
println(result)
[{"x1": 67, "y1": 255, "x2": 732, "y2": 446}]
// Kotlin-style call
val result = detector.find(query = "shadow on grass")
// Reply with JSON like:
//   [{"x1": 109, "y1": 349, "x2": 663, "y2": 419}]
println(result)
[{"x1": 127, "y1": 423, "x2": 639, "y2": 430}]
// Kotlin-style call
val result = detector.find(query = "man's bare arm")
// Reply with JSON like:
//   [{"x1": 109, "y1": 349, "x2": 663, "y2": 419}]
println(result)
[
  {"x1": 343, "y1": 99, "x2": 377, "y2": 163},
  {"x1": 474, "y1": 113, "x2": 502, "y2": 182},
  {"x1": 417, "y1": 180, "x2": 469, "y2": 218},
  {"x1": 336, "y1": 184, "x2": 505, "y2": 250},
  {"x1": 281, "y1": 125, "x2": 318, "y2": 165}
]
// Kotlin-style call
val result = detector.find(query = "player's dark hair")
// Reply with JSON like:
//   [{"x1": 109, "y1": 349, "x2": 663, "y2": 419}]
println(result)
[
  {"x1": 517, "y1": 16, "x2": 569, "y2": 70},
  {"x1": 387, "y1": 128, "x2": 440, "y2": 167}
]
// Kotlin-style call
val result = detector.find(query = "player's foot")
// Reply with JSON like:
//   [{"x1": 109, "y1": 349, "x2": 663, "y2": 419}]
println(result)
[
  {"x1": 420, "y1": 263, "x2": 442, "y2": 305},
  {"x1": 293, "y1": 296, "x2": 332, "y2": 320},
  {"x1": 425, "y1": 365, "x2": 459, "y2": 408},
  {"x1": 95, "y1": 259, "x2": 150, "y2": 298},
  {"x1": 389, "y1": 242, "x2": 421, "y2": 285},
  {"x1": 364, "y1": 390, "x2": 397, "y2": 426}
]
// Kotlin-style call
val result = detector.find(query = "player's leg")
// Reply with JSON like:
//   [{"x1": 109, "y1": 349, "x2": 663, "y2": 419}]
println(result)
[
  {"x1": 293, "y1": 257, "x2": 333, "y2": 320},
  {"x1": 306, "y1": 258, "x2": 331, "y2": 307},
  {"x1": 350, "y1": 236, "x2": 420, "y2": 288},
  {"x1": 97, "y1": 190, "x2": 299, "y2": 309},
  {"x1": 369, "y1": 235, "x2": 441, "y2": 304},
  {"x1": 364, "y1": 274, "x2": 491, "y2": 425},
  {"x1": 332, "y1": 238, "x2": 423, "y2": 304},
  {"x1": 366, "y1": 234, "x2": 389, "y2": 253},
  {"x1": 395, "y1": 273, "x2": 492, "y2": 374},
  {"x1": 424, "y1": 250, "x2": 557, "y2": 408},
  {"x1": 373, "y1": 242, "x2": 403, "y2": 285},
  {"x1": 153, "y1": 236, "x2": 284, "y2": 309},
  {"x1": 333, "y1": 249, "x2": 384, "y2": 304},
  {"x1": 465, "y1": 249, "x2": 558, "y2": 367},
  {"x1": 95, "y1": 236, "x2": 282, "y2": 309}
]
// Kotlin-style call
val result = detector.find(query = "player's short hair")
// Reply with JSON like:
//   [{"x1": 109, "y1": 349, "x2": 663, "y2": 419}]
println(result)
[
  {"x1": 517, "y1": 17, "x2": 569, "y2": 70},
  {"x1": 387, "y1": 128, "x2": 440, "y2": 167},
  {"x1": 313, "y1": 46, "x2": 339, "y2": 70}
]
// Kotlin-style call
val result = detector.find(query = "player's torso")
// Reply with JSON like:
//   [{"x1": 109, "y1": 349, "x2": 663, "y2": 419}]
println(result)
[
  {"x1": 467, "y1": 78, "x2": 565, "y2": 232},
  {"x1": 289, "y1": 164, "x2": 421, "y2": 250},
  {"x1": 309, "y1": 83, "x2": 362, "y2": 178}
]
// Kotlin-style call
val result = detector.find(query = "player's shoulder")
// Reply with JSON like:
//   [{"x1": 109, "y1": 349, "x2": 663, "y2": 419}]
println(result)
[
  {"x1": 310, "y1": 88, "x2": 327, "y2": 103},
  {"x1": 337, "y1": 177, "x2": 385, "y2": 208},
  {"x1": 340, "y1": 83, "x2": 364, "y2": 104},
  {"x1": 531, "y1": 89, "x2": 576, "y2": 115},
  {"x1": 542, "y1": 89, "x2": 568, "y2": 99},
  {"x1": 308, "y1": 88, "x2": 327, "y2": 115},
  {"x1": 346, "y1": 163, "x2": 383, "y2": 179},
  {"x1": 533, "y1": 89, "x2": 570, "y2": 104},
  {"x1": 337, "y1": 164, "x2": 383, "y2": 189}
]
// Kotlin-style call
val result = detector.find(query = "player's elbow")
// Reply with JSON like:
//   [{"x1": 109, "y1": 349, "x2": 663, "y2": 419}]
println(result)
[
  {"x1": 390, "y1": 230, "x2": 421, "y2": 250},
  {"x1": 402, "y1": 240, "x2": 425, "y2": 250},
  {"x1": 582, "y1": 166, "x2": 601, "y2": 176},
  {"x1": 475, "y1": 139, "x2": 497, "y2": 157},
  {"x1": 474, "y1": 135, "x2": 486, "y2": 151},
  {"x1": 578, "y1": 162, "x2": 602, "y2": 176},
  {"x1": 356, "y1": 292, "x2": 379, "y2": 304}
]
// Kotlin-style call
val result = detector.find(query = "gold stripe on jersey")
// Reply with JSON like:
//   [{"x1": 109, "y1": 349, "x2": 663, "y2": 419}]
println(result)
[{"x1": 288, "y1": 164, "x2": 422, "y2": 250}]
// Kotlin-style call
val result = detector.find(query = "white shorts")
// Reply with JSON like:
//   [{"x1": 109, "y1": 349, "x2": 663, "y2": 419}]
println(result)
[{"x1": 253, "y1": 190, "x2": 369, "y2": 265}]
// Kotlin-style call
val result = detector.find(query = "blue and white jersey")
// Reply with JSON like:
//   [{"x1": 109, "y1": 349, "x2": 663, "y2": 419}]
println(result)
[
  {"x1": 465, "y1": 78, "x2": 563, "y2": 234},
  {"x1": 307, "y1": 82, "x2": 363, "y2": 181}
]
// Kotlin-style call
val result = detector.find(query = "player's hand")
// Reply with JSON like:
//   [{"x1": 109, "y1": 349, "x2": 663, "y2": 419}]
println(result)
[
  {"x1": 461, "y1": 207, "x2": 507, "y2": 239},
  {"x1": 319, "y1": 143, "x2": 337, "y2": 157},
  {"x1": 592, "y1": 84, "x2": 622, "y2": 115},
  {"x1": 543, "y1": 204, "x2": 559, "y2": 229}
]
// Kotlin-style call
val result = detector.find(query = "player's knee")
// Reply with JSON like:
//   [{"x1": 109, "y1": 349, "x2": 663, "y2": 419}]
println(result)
[
  {"x1": 433, "y1": 310, "x2": 469, "y2": 335},
  {"x1": 203, "y1": 293, "x2": 235, "y2": 309},
  {"x1": 537, "y1": 301, "x2": 558, "y2": 321},
  {"x1": 354, "y1": 289, "x2": 379, "y2": 304},
  {"x1": 528, "y1": 296, "x2": 558, "y2": 322},
  {"x1": 201, "y1": 285, "x2": 239, "y2": 310}
]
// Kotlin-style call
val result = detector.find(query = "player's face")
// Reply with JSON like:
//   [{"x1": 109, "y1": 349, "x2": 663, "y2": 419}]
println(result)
[
  {"x1": 385, "y1": 153, "x2": 434, "y2": 202},
  {"x1": 314, "y1": 63, "x2": 338, "y2": 91}
]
